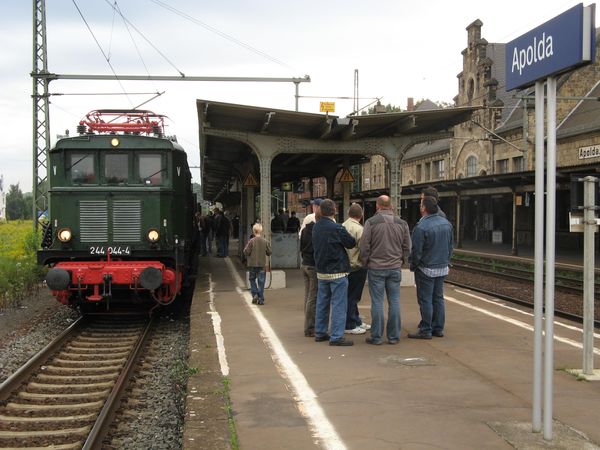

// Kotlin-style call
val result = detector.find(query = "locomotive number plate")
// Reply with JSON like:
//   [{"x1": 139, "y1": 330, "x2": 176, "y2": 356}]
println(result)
[{"x1": 89, "y1": 246, "x2": 131, "y2": 256}]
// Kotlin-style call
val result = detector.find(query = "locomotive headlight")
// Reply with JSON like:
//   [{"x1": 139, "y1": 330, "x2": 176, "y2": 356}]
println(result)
[
  {"x1": 111, "y1": 137, "x2": 120, "y2": 147},
  {"x1": 57, "y1": 228, "x2": 72, "y2": 243},
  {"x1": 147, "y1": 229, "x2": 160, "y2": 242}
]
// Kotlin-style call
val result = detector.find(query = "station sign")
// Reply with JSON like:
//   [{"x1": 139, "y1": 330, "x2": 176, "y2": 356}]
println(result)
[
  {"x1": 320, "y1": 102, "x2": 335, "y2": 113},
  {"x1": 505, "y1": 3, "x2": 596, "y2": 91}
]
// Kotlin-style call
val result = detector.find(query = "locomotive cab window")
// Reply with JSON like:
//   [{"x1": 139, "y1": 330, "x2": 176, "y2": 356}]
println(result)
[
  {"x1": 68, "y1": 153, "x2": 96, "y2": 184},
  {"x1": 104, "y1": 153, "x2": 129, "y2": 184},
  {"x1": 139, "y1": 154, "x2": 165, "y2": 185}
]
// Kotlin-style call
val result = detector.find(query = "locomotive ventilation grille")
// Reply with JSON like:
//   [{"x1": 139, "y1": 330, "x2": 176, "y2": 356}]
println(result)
[
  {"x1": 79, "y1": 200, "x2": 108, "y2": 242},
  {"x1": 112, "y1": 200, "x2": 142, "y2": 242},
  {"x1": 79, "y1": 200, "x2": 142, "y2": 243}
]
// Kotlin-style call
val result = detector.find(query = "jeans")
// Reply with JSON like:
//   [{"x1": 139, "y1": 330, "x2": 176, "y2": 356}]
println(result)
[
  {"x1": 217, "y1": 235, "x2": 228, "y2": 257},
  {"x1": 346, "y1": 268, "x2": 367, "y2": 329},
  {"x1": 248, "y1": 267, "x2": 266, "y2": 302},
  {"x1": 301, "y1": 265, "x2": 318, "y2": 335},
  {"x1": 198, "y1": 231, "x2": 207, "y2": 256},
  {"x1": 367, "y1": 268, "x2": 401, "y2": 342},
  {"x1": 315, "y1": 276, "x2": 348, "y2": 342},
  {"x1": 414, "y1": 270, "x2": 446, "y2": 335}
]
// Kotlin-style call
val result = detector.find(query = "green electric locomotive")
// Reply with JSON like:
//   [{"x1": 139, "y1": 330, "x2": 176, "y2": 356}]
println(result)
[{"x1": 38, "y1": 110, "x2": 197, "y2": 310}]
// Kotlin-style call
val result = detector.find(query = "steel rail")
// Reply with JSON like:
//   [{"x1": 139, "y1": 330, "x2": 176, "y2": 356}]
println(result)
[
  {"x1": 0, "y1": 316, "x2": 85, "y2": 401},
  {"x1": 82, "y1": 315, "x2": 155, "y2": 450},
  {"x1": 446, "y1": 277, "x2": 600, "y2": 329},
  {"x1": 451, "y1": 261, "x2": 600, "y2": 295}
]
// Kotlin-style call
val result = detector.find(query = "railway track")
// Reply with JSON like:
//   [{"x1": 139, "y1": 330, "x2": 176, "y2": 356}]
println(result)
[
  {"x1": 0, "y1": 315, "x2": 153, "y2": 449},
  {"x1": 447, "y1": 264, "x2": 600, "y2": 328},
  {"x1": 451, "y1": 260, "x2": 600, "y2": 297}
]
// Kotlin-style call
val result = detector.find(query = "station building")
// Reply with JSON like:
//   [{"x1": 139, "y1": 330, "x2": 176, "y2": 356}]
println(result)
[{"x1": 285, "y1": 19, "x2": 600, "y2": 257}]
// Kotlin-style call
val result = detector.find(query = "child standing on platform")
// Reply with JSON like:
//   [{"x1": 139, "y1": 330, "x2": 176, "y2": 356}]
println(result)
[{"x1": 243, "y1": 223, "x2": 272, "y2": 305}]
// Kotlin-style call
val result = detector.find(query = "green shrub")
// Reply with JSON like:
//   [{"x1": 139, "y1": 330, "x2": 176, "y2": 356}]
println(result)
[{"x1": 0, "y1": 221, "x2": 45, "y2": 309}]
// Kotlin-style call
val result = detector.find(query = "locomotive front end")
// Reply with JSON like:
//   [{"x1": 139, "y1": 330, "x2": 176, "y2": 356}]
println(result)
[{"x1": 38, "y1": 110, "x2": 195, "y2": 310}]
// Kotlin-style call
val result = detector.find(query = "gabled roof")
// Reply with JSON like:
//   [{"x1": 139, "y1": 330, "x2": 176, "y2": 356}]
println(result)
[
  {"x1": 557, "y1": 79, "x2": 600, "y2": 138},
  {"x1": 403, "y1": 138, "x2": 451, "y2": 162}
]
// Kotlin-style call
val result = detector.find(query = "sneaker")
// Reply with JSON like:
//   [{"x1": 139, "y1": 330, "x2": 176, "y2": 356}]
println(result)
[
  {"x1": 345, "y1": 326, "x2": 366, "y2": 335},
  {"x1": 329, "y1": 338, "x2": 354, "y2": 346},
  {"x1": 365, "y1": 337, "x2": 383, "y2": 345},
  {"x1": 359, "y1": 323, "x2": 371, "y2": 330},
  {"x1": 251, "y1": 296, "x2": 258, "y2": 304}
]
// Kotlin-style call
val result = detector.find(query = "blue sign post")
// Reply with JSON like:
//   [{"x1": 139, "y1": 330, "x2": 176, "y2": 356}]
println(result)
[
  {"x1": 506, "y1": 3, "x2": 596, "y2": 90},
  {"x1": 505, "y1": 3, "x2": 596, "y2": 443}
]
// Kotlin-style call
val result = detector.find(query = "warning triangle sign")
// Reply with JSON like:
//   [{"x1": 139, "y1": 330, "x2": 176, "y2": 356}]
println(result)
[
  {"x1": 339, "y1": 168, "x2": 355, "y2": 183},
  {"x1": 243, "y1": 172, "x2": 259, "y2": 187}
]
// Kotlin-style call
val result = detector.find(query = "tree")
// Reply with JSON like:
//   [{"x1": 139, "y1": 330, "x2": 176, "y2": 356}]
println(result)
[
  {"x1": 361, "y1": 103, "x2": 402, "y2": 115},
  {"x1": 6, "y1": 184, "x2": 25, "y2": 220}
]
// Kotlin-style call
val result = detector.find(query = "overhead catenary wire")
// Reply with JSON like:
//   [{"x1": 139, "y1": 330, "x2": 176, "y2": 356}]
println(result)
[
  {"x1": 148, "y1": 0, "x2": 297, "y2": 72},
  {"x1": 71, "y1": 0, "x2": 133, "y2": 107},
  {"x1": 103, "y1": 0, "x2": 185, "y2": 78}
]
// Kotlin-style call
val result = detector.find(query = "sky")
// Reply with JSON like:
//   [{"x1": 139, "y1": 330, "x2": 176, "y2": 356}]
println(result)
[{"x1": 0, "y1": 0, "x2": 594, "y2": 191}]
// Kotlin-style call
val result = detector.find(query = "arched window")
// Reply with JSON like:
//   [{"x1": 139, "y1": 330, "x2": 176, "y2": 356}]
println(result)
[{"x1": 466, "y1": 156, "x2": 477, "y2": 177}]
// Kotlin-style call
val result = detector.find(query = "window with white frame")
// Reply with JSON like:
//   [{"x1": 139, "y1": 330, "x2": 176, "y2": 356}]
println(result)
[
  {"x1": 496, "y1": 158, "x2": 509, "y2": 174},
  {"x1": 466, "y1": 156, "x2": 477, "y2": 177},
  {"x1": 433, "y1": 159, "x2": 445, "y2": 179},
  {"x1": 513, "y1": 156, "x2": 524, "y2": 172}
]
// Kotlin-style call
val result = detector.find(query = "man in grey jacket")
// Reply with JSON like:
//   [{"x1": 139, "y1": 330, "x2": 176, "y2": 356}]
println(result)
[{"x1": 360, "y1": 195, "x2": 411, "y2": 345}]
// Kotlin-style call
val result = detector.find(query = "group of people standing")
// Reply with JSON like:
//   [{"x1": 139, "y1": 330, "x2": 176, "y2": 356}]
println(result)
[
  {"x1": 300, "y1": 187, "x2": 453, "y2": 346},
  {"x1": 196, "y1": 209, "x2": 239, "y2": 258}
]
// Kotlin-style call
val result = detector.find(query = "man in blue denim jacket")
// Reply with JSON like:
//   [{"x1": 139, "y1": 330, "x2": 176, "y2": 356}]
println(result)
[
  {"x1": 408, "y1": 196, "x2": 454, "y2": 339},
  {"x1": 312, "y1": 199, "x2": 356, "y2": 346}
]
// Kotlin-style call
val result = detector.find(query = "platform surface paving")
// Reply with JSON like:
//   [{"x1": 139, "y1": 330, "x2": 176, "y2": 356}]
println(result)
[{"x1": 185, "y1": 253, "x2": 600, "y2": 449}]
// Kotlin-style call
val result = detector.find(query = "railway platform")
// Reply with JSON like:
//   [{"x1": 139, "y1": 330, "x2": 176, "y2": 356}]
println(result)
[{"x1": 185, "y1": 247, "x2": 600, "y2": 449}]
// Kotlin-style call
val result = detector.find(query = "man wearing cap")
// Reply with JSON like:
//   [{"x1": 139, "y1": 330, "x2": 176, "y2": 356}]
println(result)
[
  {"x1": 312, "y1": 199, "x2": 356, "y2": 346},
  {"x1": 299, "y1": 198, "x2": 322, "y2": 236}
]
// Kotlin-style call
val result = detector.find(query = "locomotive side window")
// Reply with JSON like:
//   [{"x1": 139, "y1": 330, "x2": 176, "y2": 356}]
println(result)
[
  {"x1": 104, "y1": 154, "x2": 129, "y2": 184},
  {"x1": 69, "y1": 153, "x2": 95, "y2": 184},
  {"x1": 139, "y1": 154, "x2": 164, "y2": 185}
]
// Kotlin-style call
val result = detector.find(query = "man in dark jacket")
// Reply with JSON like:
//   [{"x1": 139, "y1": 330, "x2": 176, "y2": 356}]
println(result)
[
  {"x1": 408, "y1": 195, "x2": 453, "y2": 339},
  {"x1": 312, "y1": 199, "x2": 356, "y2": 346},
  {"x1": 300, "y1": 210, "x2": 319, "y2": 337}
]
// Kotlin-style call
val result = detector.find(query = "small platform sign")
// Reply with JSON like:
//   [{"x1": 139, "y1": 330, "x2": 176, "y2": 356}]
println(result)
[
  {"x1": 243, "y1": 172, "x2": 258, "y2": 187},
  {"x1": 320, "y1": 102, "x2": 335, "y2": 113},
  {"x1": 569, "y1": 211, "x2": 600, "y2": 232},
  {"x1": 339, "y1": 168, "x2": 355, "y2": 183}
]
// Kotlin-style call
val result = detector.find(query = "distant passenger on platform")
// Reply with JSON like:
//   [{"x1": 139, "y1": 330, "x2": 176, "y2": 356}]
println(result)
[
  {"x1": 360, "y1": 195, "x2": 411, "y2": 345},
  {"x1": 300, "y1": 208, "x2": 320, "y2": 337},
  {"x1": 198, "y1": 213, "x2": 210, "y2": 256},
  {"x1": 312, "y1": 199, "x2": 356, "y2": 346},
  {"x1": 408, "y1": 195, "x2": 453, "y2": 339},
  {"x1": 214, "y1": 209, "x2": 230, "y2": 257},
  {"x1": 286, "y1": 211, "x2": 300, "y2": 234},
  {"x1": 342, "y1": 203, "x2": 369, "y2": 335},
  {"x1": 271, "y1": 210, "x2": 285, "y2": 233},
  {"x1": 299, "y1": 198, "x2": 323, "y2": 235},
  {"x1": 205, "y1": 210, "x2": 215, "y2": 255},
  {"x1": 281, "y1": 209, "x2": 289, "y2": 231},
  {"x1": 231, "y1": 214, "x2": 240, "y2": 239},
  {"x1": 244, "y1": 223, "x2": 272, "y2": 305},
  {"x1": 421, "y1": 186, "x2": 446, "y2": 218}
]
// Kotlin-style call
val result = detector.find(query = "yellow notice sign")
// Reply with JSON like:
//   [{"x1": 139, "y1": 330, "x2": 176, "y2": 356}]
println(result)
[
  {"x1": 320, "y1": 102, "x2": 335, "y2": 113},
  {"x1": 339, "y1": 168, "x2": 355, "y2": 183}
]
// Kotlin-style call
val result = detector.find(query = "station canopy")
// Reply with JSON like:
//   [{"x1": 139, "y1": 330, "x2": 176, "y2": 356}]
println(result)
[{"x1": 197, "y1": 99, "x2": 477, "y2": 201}]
